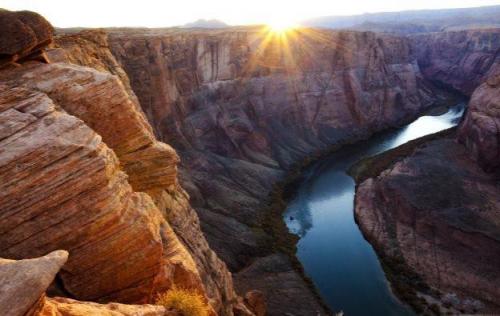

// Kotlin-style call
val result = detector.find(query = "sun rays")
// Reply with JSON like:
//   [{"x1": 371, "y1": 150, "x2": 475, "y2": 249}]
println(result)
[{"x1": 266, "y1": 17, "x2": 297, "y2": 34}]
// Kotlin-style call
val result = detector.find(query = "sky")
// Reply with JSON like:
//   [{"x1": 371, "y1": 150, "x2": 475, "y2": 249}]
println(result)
[{"x1": 2, "y1": 0, "x2": 500, "y2": 27}]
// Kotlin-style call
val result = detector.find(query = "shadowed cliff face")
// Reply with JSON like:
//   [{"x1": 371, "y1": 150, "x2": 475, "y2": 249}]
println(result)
[
  {"x1": 355, "y1": 136, "x2": 500, "y2": 313},
  {"x1": 411, "y1": 29, "x2": 500, "y2": 96},
  {"x1": 458, "y1": 73, "x2": 500, "y2": 171},
  {"x1": 103, "y1": 27, "x2": 465, "y2": 314},
  {"x1": 354, "y1": 66, "x2": 500, "y2": 313},
  {"x1": 108, "y1": 28, "x2": 452, "y2": 270}
]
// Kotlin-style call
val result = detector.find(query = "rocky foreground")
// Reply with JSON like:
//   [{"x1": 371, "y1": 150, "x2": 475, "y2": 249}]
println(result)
[
  {"x1": 354, "y1": 71, "x2": 500, "y2": 314},
  {"x1": 0, "y1": 10, "x2": 258, "y2": 316}
]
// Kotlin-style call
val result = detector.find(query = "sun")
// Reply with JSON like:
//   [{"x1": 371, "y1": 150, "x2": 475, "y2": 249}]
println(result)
[{"x1": 267, "y1": 18, "x2": 297, "y2": 33}]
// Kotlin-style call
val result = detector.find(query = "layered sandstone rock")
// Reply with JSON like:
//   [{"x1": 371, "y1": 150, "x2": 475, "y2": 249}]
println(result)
[
  {"x1": 0, "y1": 79, "x2": 202, "y2": 304},
  {"x1": 458, "y1": 73, "x2": 500, "y2": 171},
  {"x1": 39, "y1": 297, "x2": 173, "y2": 316},
  {"x1": 0, "y1": 9, "x2": 53, "y2": 66},
  {"x1": 411, "y1": 29, "x2": 500, "y2": 96},
  {"x1": 49, "y1": 30, "x2": 139, "y2": 104},
  {"x1": 0, "y1": 250, "x2": 68, "y2": 316},
  {"x1": 40, "y1": 30, "x2": 241, "y2": 313}
]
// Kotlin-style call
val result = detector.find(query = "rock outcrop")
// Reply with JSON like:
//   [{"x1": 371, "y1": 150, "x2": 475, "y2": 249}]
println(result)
[
  {"x1": 411, "y1": 29, "x2": 500, "y2": 96},
  {"x1": 354, "y1": 74, "x2": 500, "y2": 313},
  {"x1": 0, "y1": 251, "x2": 174, "y2": 316},
  {"x1": 39, "y1": 297, "x2": 173, "y2": 316},
  {"x1": 0, "y1": 9, "x2": 53, "y2": 67},
  {"x1": 458, "y1": 73, "x2": 500, "y2": 171},
  {"x1": 0, "y1": 76, "x2": 202, "y2": 304},
  {"x1": 0, "y1": 250, "x2": 68, "y2": 316},
  {"x1": 355, "y1": 136, "x2": 500, "y2": 313}
]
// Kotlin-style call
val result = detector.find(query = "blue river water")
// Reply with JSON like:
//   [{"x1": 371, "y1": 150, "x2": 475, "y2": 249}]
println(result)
[{"x1": 284, "y1": 104, "x2": 465, "y2": 315}]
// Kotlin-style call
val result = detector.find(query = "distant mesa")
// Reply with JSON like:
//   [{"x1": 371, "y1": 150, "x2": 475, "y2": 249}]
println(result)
[{"x1": 181, "y1": 19, "x2": 229, "y2": 28}]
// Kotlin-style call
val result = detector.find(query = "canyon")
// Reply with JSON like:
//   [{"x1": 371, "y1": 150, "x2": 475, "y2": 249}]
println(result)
[{"x1": 0, "y1": 7, "x2": 499, "y2": 316}]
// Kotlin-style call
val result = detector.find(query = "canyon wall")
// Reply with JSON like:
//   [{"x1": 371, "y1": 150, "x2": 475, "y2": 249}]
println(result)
[
  {"x1": 411, "y1": 29, "x2": 500, "y2": 96},
  {"x1": 105, "y1": 27, "x2": 460, "y2": 314},
  {"x1": 458, "y1": 74, "x2": 500, "y2": 171},
  {"x1": 354, "y1": 35, "x2": 500, "y2": 313}
]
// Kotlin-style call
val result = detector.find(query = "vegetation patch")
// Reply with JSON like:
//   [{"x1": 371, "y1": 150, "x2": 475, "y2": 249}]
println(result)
[{"x1": 156, "y1": 287, "x2": 210, "y2": 316}]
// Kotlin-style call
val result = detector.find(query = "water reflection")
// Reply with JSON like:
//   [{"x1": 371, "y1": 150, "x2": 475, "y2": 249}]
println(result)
[{"x1": 284, "y1": 103, "x2": 465, "y2": 315}]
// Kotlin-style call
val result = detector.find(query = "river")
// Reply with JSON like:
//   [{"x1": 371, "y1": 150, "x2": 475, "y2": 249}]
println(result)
[{"x1": 284, "y1": 103, "x2": 465, "y2": 315}]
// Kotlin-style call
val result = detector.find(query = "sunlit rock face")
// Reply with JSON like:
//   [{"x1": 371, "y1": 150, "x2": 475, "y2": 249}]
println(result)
[
  {"x1": 411, "y1": 29, "x2": 500, "y2": 96},
  {"x1": 0, "y1": 250, "x2": 173, "y2": 316},
  {"x1": 0, "y1": 73, "x2": 205, "y2": 305}
]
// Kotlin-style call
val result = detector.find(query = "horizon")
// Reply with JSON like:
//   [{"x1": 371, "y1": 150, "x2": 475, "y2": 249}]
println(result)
[{"x1": 2, "y1": 0, "x2": 500, "y2": 28}]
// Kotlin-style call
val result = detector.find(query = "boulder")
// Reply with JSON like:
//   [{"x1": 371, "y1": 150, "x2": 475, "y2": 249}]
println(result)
[
  {"x1": 0, "y1": 250, "x2": 68, "y2": 316},
  {"x1": 0, "y1": 10, "x2": 54, "y2": 66}
]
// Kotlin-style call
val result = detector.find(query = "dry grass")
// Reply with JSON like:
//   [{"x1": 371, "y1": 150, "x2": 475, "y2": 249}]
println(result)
[{"x1": 155, "y1": 287, "x2": 209, "y2": 316}]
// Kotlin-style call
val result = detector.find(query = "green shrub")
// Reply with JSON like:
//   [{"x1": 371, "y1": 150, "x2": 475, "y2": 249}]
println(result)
[{"x1": 155, "y1": 287, "x2": 210, "y2": 316}]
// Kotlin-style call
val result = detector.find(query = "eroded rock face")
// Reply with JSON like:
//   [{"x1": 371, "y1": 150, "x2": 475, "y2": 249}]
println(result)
[
  {"x1": 411, "y1": 29, "x2": 500, "y2": 96},
  {"x1": 0, "y1": 10, "x2": 54, "y2": 66},
  {"x1": 355, "y1": 136, "x2": 500, "y2": 313},
  {"x1": 0, "y1": 69, "x2": 204, "y2": 306},
  {"x1": 458, "y1": 73, "x2": 500, "y2": 171},
  {"x1": 108, "y1": 28, "x2": 452, "y2": 270},
  {"x1": 41, "y1": 31, "x2": 240, "y2": 314},
  {"x1": 0, "y1": 250, "x2": 68, "y2": 316}
]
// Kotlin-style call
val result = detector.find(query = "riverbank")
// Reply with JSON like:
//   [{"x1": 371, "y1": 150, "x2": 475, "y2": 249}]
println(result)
[{"x1": 349, "y1": 128, "x2": 458, "y2": 314}]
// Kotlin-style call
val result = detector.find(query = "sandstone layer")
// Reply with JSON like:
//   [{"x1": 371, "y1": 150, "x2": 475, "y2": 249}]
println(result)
[{"x1": 0, "y1": 76, "x2": 203, "y2": 304}]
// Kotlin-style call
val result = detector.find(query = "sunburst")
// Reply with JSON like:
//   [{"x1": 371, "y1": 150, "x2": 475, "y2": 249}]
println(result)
[{"x1": 266, "y1": 18, "x2": 297, "y2": 34}]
